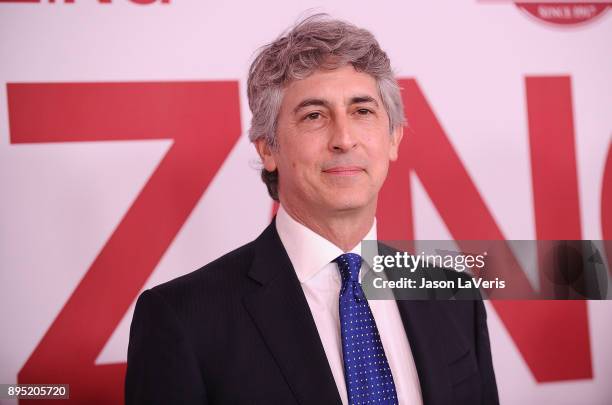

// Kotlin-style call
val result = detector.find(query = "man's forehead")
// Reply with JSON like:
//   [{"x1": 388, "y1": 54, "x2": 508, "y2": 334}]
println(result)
[{"x1": 282, "y1": 66, "x2": 381, "y2": 109}]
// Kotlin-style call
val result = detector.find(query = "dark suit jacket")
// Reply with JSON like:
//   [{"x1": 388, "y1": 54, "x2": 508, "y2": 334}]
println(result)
[{"x1": 125, "y1": 221, "x2": 499, "y2": 404}]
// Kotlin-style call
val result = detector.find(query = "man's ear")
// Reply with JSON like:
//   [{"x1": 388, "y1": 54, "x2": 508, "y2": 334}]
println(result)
[
  {"x1": 388, "y1": 125, "x2": 404, "y2": 162},
  {"x1": 255, "y1": 138, "x2": 278, "y2": 172}
]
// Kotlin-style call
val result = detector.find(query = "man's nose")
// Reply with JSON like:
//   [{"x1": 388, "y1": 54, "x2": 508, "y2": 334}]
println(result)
[{"x1": 329, "y1": 115, "x2": 358, "y2": 152}]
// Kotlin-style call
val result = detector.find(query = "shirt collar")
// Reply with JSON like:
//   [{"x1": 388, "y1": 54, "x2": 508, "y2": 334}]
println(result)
[{"x1": 275, "y1": 205, "x2": 377, "y2": 283}]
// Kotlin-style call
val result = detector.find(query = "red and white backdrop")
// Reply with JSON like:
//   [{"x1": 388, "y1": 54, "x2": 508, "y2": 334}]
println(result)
[{"x1": 1, "y1": 0, "x2": 611, "y2": 403}]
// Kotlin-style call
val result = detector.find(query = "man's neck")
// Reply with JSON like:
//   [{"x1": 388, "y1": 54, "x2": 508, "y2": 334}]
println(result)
[{"x1": 280, "y1": 203, "x2": 375, "y2": 252}]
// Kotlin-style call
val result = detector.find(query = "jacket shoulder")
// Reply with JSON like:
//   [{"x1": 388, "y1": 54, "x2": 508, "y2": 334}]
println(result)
[{"x1": 148, "y1": 239, "x2": 257, "y2": 305}]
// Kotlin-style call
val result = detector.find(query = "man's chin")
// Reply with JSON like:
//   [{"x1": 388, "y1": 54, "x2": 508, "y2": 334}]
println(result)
[{"x1": 320, "y1": 196, "x2": 374, "y2": 214}]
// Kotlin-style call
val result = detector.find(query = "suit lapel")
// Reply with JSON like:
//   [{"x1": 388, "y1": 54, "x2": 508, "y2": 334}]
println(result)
[
  {"x1": 243, "y1": 221, "x2": 342, "y2": 405},
  {"x1": 395, "y1": 300, "x2": 453, "y2": 405},
  {"x1": 376, "y1": 243, "x2": 470, "y2": 405}
]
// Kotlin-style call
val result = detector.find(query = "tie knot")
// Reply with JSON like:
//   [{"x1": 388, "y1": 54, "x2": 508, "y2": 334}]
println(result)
[{"x1": 334, "y1": 253, "x2": 362, "y2": 283}]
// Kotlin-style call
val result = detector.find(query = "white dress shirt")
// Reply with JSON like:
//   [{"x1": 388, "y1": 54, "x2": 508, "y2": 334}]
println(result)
[{"x1": 276, "y1": 206, "x2": 423, "y2": 405}]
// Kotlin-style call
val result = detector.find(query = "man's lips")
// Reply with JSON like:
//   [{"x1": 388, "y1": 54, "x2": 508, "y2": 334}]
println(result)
[{"x1": 322, "y1": 166, "x2": 365, "y2": 175}]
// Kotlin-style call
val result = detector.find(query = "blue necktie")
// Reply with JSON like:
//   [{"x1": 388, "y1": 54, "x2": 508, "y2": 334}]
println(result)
[{"x1": 335, "y1": 253, "x2": 399, "y2": 405}]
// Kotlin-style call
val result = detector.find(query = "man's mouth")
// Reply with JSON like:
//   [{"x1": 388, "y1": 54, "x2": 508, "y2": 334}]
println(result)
[{"x1": 322, "y1": 166, "x2": 365, "y2": 176}]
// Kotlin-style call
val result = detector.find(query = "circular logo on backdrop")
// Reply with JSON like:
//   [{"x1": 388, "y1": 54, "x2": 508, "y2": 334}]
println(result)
[{"x1": 514, "y1": 2, "x2": 610, "y2": 26}]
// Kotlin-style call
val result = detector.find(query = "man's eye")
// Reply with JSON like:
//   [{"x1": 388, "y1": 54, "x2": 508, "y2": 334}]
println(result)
[
  {"x1": 305, "y1": 112, "x2": 321, "y2": 120},
  {"x1": 356, "y1": 108, "x2": 372, "y2": 115}
]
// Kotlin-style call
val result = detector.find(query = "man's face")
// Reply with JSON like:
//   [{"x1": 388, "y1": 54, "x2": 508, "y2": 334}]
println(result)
[{"x1": 256, "y1": 65, "x2": 403, "y2": 218}]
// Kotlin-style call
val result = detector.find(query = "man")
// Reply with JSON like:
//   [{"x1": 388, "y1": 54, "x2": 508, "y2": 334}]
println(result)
[{"x1": 125, "y1": 14, "x2": 499, "y2": 405}]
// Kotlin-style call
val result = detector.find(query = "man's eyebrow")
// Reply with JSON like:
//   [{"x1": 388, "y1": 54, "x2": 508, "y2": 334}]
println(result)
[
  {"x1": 292, "y1": 95, "x2": 380, "y2": 114},
  {"x1": 293, "y1": 98, "x2": 330, "y2": 114},
  {"x1": 350, "y1": 95, "x2": 379, "y2": 107}
]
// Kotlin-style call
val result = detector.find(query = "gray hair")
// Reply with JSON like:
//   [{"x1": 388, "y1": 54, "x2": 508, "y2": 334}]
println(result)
[{"x1": 247, "y1": 13, "x2": 405, "y2": 201}]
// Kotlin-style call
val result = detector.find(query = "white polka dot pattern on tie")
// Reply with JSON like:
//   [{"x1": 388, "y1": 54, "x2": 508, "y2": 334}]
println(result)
[{"x1": 334, "y1": 253, "x2": 398, "y2": 405}]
